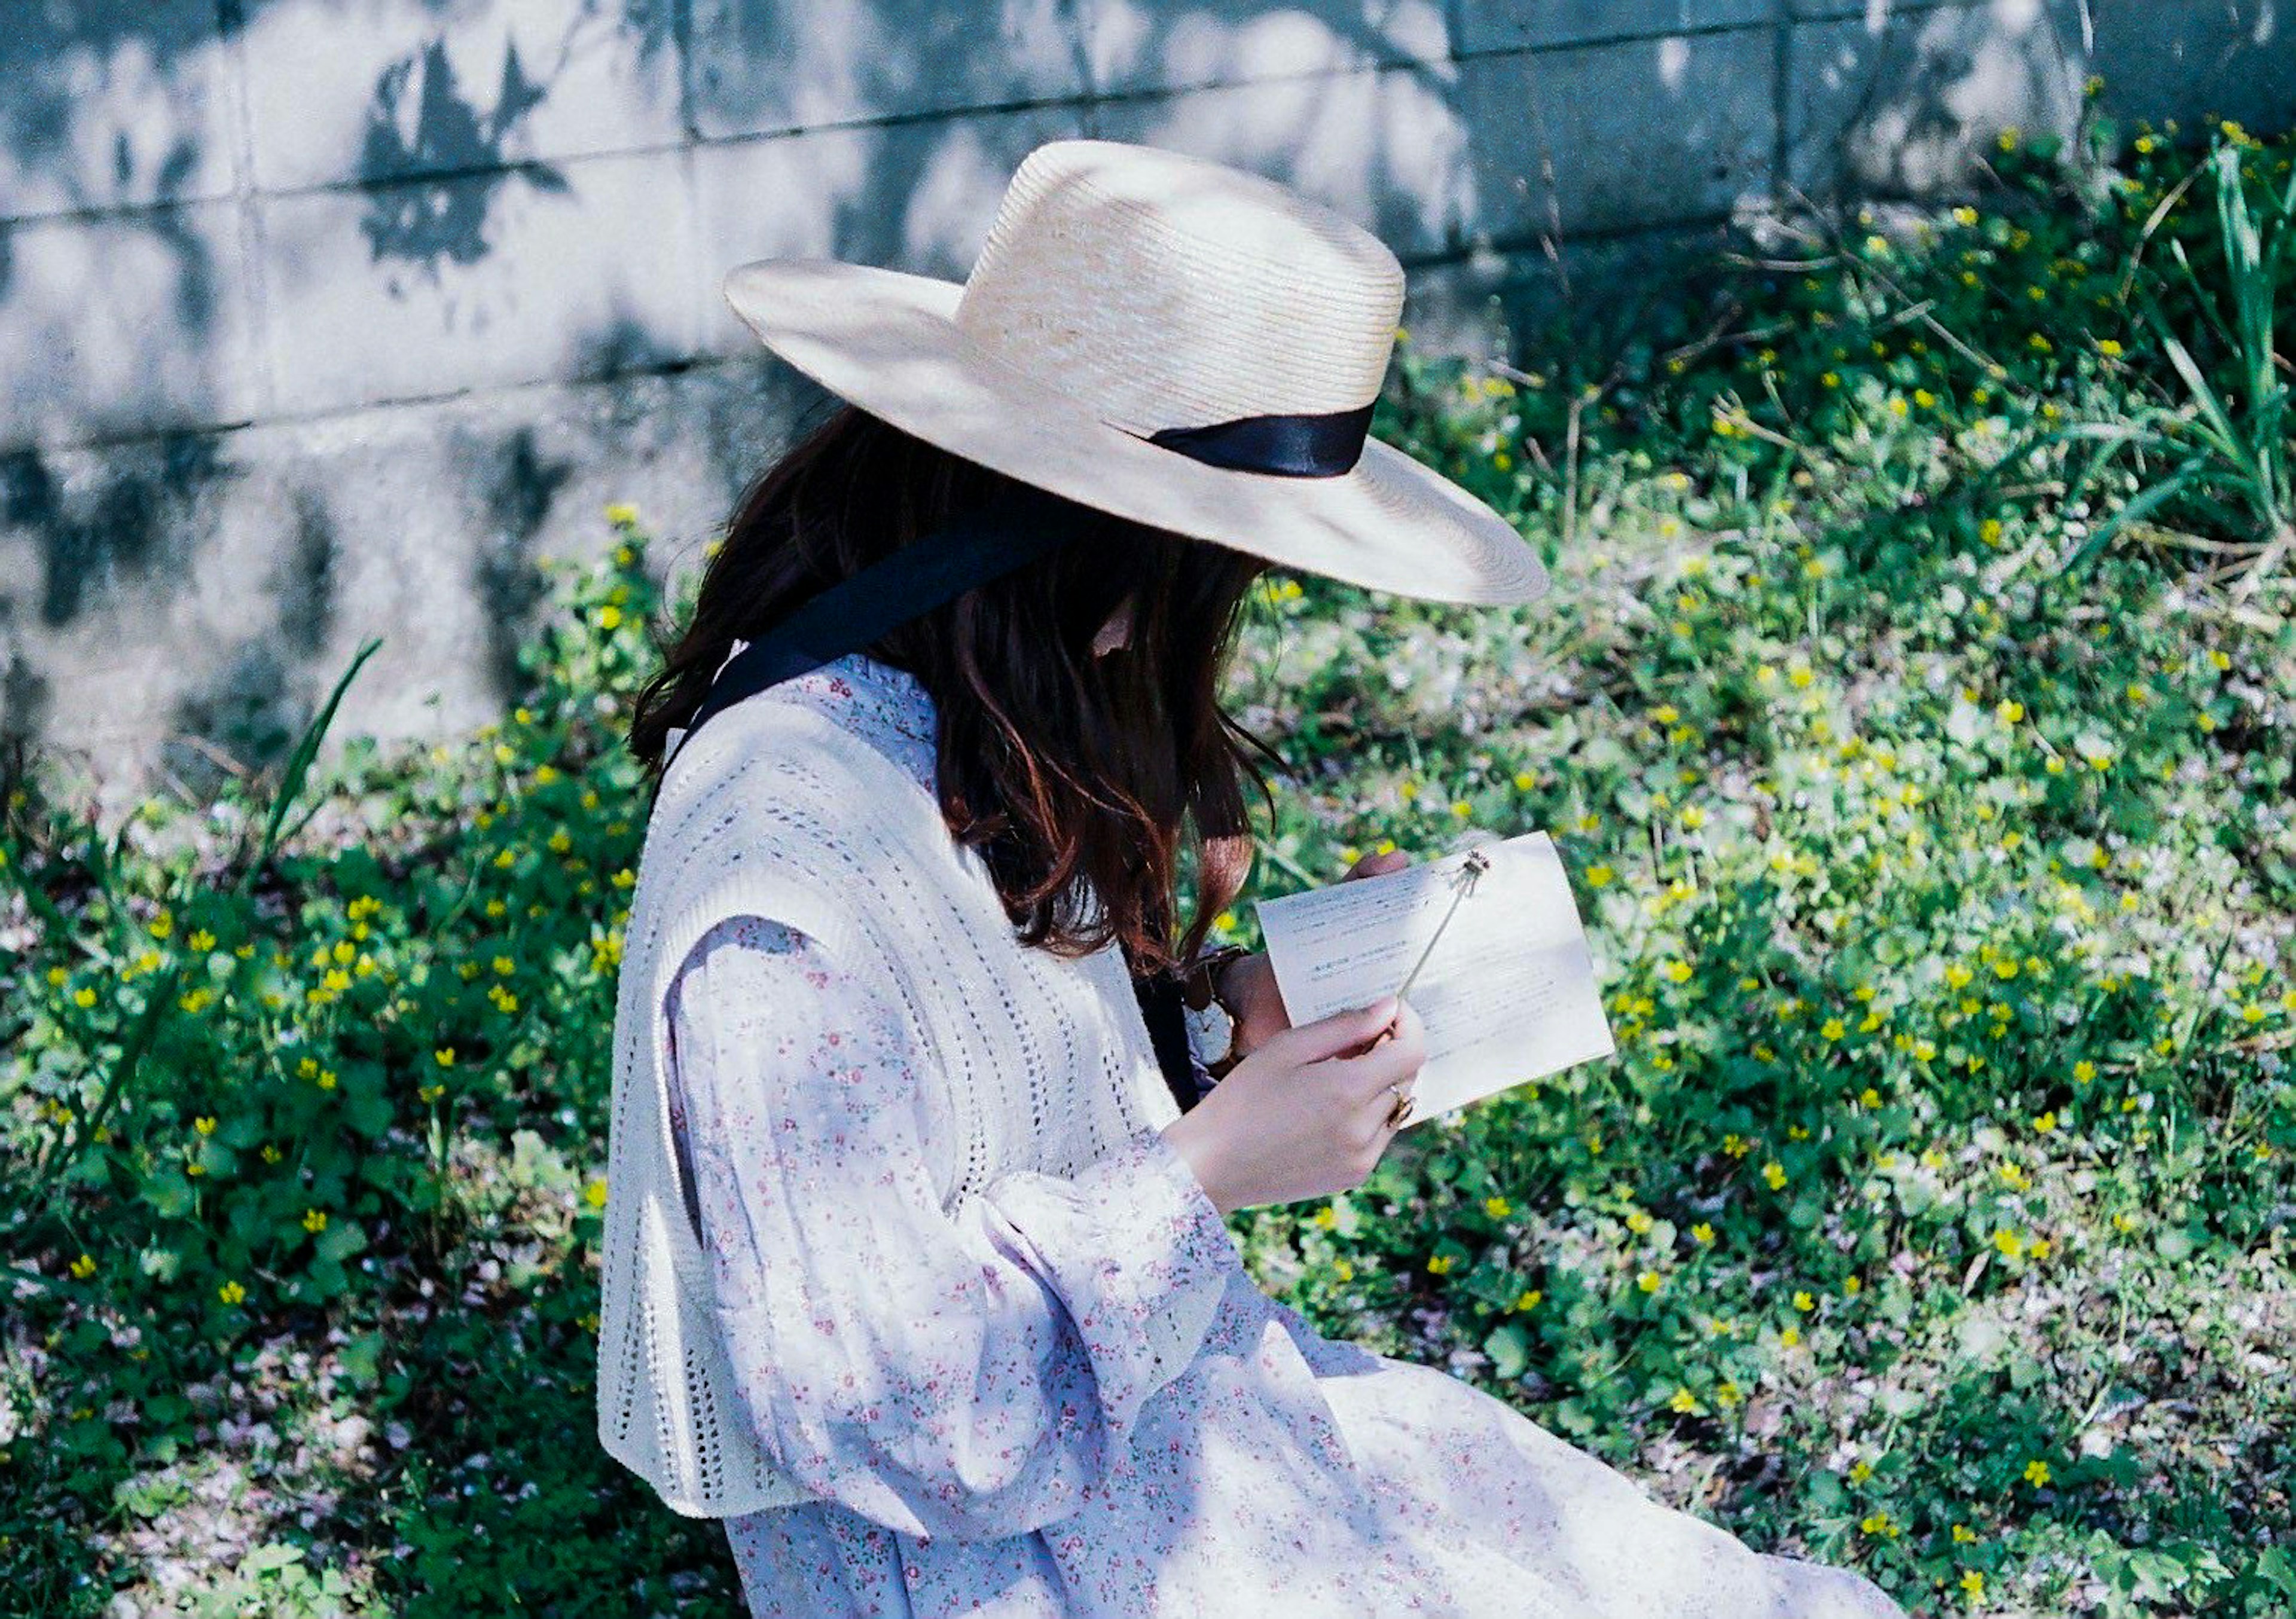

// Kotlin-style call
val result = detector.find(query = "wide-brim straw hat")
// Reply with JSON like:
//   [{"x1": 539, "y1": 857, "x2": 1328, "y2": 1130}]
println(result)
[{"x1": 720, "y1": 139, "x2": 1547, "y2": 607}]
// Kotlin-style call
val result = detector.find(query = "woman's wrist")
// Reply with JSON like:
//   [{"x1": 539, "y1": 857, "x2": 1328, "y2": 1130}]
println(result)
[
  {"x1": 1159, "y1": 1111, "x2": 1236, "y2": 1217},
  {"x1": 1208, "y1": 956, "x2": 1251, "y2": 1064},
  {"x1": 1181, "y1": 945, "x2": 1249, "y2": 1073}
]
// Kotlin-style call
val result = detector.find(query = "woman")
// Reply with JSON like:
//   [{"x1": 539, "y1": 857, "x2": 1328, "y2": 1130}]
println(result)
[{"x1": 596, "y1": 140, "x2": 1904, "y2": 1617}]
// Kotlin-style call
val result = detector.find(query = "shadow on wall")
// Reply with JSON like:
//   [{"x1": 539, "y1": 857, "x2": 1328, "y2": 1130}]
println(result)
[
  {"x1": 2, "y1": 0, "x2": 2291, "y2": 808},
  {"x1": 1788, "y1": 0, "x2": 2093, "y2": 203}
]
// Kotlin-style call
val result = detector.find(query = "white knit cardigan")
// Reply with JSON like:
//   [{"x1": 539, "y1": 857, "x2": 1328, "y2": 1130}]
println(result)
[{"x1": 595, "y1": 680, "x2": 1204, "y2": 1519}]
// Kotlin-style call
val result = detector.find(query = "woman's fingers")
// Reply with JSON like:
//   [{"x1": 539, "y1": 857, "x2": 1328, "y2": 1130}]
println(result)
[
  {"x1": 1324, "y1": 1000, "x2": 1427, "y2": 1101},
  {"x1": 1342, "y1": 850, "x2": 1413, "y2": 881},
  {"x1": 1262, "y1": 995, "x2": 1400, "y2": 1067}
]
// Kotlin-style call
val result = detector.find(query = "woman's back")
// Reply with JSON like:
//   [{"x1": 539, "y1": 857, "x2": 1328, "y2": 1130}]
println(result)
[{"x1": 598, "y1": 650, "x2": 1205, "y2": 1517}]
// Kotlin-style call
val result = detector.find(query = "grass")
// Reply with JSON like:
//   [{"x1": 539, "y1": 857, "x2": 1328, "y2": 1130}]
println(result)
[{"x1": 4, "y1": 100, "x2": 2294, "y2": 1617}]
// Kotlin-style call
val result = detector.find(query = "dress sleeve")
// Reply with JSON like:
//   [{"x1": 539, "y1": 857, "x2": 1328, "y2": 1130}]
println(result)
[{"x1": 662, "y1": 913, "x2": 1243, "y2": 1542}]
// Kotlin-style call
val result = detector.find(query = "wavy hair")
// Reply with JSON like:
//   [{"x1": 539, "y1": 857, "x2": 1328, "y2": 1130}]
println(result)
[{"x1": 627, "y1": 403, "x2": 1283, "y2": 978}]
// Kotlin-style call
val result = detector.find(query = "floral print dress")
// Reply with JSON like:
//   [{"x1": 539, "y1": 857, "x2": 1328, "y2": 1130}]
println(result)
[{"x1": 661, "y1": 652, "x2": 1904, "y2": 1619}]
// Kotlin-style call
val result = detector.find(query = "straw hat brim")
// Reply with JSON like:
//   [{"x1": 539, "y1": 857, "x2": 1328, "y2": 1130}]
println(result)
[{"x1": 723, "y1": 260, "x2": 1549, "y2": 607}]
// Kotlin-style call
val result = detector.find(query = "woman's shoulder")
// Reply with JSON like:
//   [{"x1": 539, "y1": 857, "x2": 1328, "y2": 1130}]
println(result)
[
  {"x1": 660, "y1": 686, "x2": 921, "y2": 823},
  {"x1": 639, "y1": 689, "x2": 974, "y2": 946}
]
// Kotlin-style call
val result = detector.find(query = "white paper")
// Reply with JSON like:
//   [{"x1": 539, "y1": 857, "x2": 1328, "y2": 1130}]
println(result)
[{"x1": 1253, "y1": 831, "x2": 1616, "y2": 1126}]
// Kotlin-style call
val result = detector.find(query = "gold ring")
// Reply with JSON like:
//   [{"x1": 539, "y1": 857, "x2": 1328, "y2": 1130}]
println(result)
[{"x1": 1384, "y1": 1087, "x2": 1415, "y2": 1129}]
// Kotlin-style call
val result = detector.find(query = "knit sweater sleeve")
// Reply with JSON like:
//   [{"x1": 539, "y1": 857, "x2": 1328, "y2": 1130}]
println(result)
[{"x1": 662, "y1": 912, "x2": 1243, "y2": 1542}]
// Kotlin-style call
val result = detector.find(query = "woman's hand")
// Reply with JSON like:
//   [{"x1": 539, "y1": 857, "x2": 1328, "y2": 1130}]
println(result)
[
  {"x1": 1160, "y1": 994, "x2": 1427, "y2": 1216},
  {"x1": 1211, "y1": 849, "x2": 1413, "y2": 1058}
]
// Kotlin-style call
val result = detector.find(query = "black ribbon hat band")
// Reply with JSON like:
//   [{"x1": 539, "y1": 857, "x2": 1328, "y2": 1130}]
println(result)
[
  {"x1": 1144, "y1": 399, "x2": 1375, "y2": 478},
  {"x1": 662, "y1": 399, "x2": 1373, "y2": 770}
]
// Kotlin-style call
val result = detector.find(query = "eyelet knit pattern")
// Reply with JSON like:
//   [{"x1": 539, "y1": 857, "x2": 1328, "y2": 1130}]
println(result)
[{"x1": 603, "y1": 652, "x2": 1905, "y2": 1617}]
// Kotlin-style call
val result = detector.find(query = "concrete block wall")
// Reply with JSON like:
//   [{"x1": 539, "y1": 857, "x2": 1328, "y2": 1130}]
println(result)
[{"x1": 4, "y1": 0, "x2": 2289, "y2": 817}]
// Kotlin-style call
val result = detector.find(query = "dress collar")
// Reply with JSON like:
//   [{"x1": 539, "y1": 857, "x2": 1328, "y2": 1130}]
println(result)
[{"x1": 775, "y1": 651, "x2": 939, "y2": 790}]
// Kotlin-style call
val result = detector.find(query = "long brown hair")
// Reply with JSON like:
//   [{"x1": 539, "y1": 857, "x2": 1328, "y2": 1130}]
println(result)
[{"x1": 628, "y1": 402, "x2": 1283, "y2": 977}]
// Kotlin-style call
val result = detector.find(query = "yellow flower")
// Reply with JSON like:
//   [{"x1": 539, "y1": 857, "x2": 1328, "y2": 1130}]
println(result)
[
  {"x1": 1637, "y1": 1270, "x2": 1662, "y2": 1294},
  {"x1": 2098, "y1": 337, "x2": 2123, "y2": 357},
  {"x1": 1427, "y1": 1254, "x2": 1454, "y2": 1276},
  {"x1": 1512, "y1": 771, "x2": 1536, "y2": 792},
  {"x1": 69, "y1": 1254, "x2": 96, "y2": 1280},
  {"x1": 1961, "y1": 1571, "x2": 1984, "y2": 1598},
  {"x1": 1849, "y1": 1459, "x2": 1873, "y2": 1484},
  {"x1": 1761, "y1": 1162, "x2": 1787, "y2": 1190},
  {"x1": 2023, "y1": 1458, "x2": 2051, "y2": 1487},
  {"x1": 1781, "y1": 1325, "x2": 1802, "y2": 1348},
  {"x1": 1626, "y1": 1209, "x2": 1653, "y2": 1235},
  {"x1": 1484, "y1": 1195, "x2": 1512, "y2": 1220},
  {"x1": 73, "y1": 987, "x2": 96, "y2": 1009},
  {"x1": 1722, "y1": 1133, "x2": 1751, "y2": 1159},
  {"x1": 1513, "y1": 1288, "x2": 1543, "y2": 1312},
  {"x1": 218, "y1": 1280, "x2": 247, "y2": 1305},
  {"x1": 1668, "y1": 1388, "x2": 1700, "y2": 1414},
  {"x1": 604, "y1": 502, "x2": 639, "y2": 526},
  {"x1": 1993, "y1": 1229, "x2": 2024, "y2": 1257},
  {"x1": 1952, "y1": 1523, "x2": 1979, "y2": 1544},
  {"x1": 1793, "y1": 1290, "x2": 1815, "y2": 1312},
  {"x1": 1821, "y1": 1018, "x2": 1846, "y2": 1041},
  {"x1": 598, "y1": 606, "x2": 622, "y2": 631},
  {"x1": 302, "y1": 1209, "x2": 328, "y2": 1233},
  {"x1": 1692, "y1": 1223, "x2": 1714, "y2": 1245},
  {"x1": 193, "y1": 1116, "x2": 217, "y2": 1137},
  {"x1": 1586, "y1": 865, "x2": 1614, "y2": 888},
  {"x1": 1680, "y1": 805, "x2": 1706, "y2": 830},
  {"x1": 435, "y1": 1047, "x2": 456, "y2": 1068},
  {"x1": 2074, "y1": 1059, "x2": 2096, "y2": 1084},
  {"x1": 1662, "y1": 960, "x2": 1693, "y2": 985},
  {"x1": 2033, "y1": 1111, "x2": 2057, "y2": 1134}
]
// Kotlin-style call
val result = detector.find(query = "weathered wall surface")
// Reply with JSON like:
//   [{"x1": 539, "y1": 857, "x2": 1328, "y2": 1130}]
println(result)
[{"x1": 5, "y1": 0, "x2": 2289, "y2": 814}]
